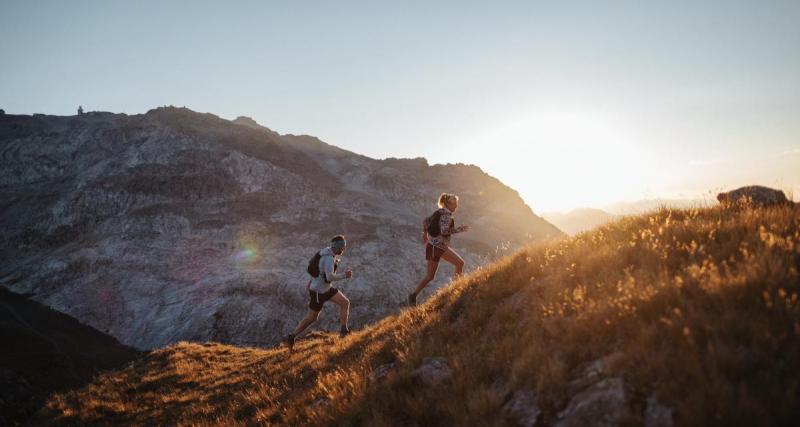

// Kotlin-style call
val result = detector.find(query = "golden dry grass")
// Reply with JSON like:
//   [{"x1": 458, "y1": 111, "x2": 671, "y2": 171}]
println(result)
[{"x1": 39, "y1": 204, "x2": 800, "y2": 426}]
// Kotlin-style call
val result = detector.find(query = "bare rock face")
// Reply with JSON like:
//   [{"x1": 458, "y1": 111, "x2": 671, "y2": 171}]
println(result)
[
  {"x1": 717, "y1": 185, "x2": 790, "y2": 207},
  {"x1": 555, "y1": 377, "x2": 628, "y2": 427},
  {"x1": 411, "y1": 357, "x2": 452, "y2": 386},
  {"x1": 0, "y1": 107, "x2": 561, "y2": 350}
]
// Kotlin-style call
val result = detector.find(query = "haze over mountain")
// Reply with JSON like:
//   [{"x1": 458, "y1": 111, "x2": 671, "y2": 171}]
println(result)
[
  {"x1": 542, "y1": 208, "x2": 618, "y2": 235},
  {"x1": 544, "y1": 198, "x2": 717, "y2": 235},
  {"x1": 544, "y1": 195, "x2": 742, "y2": 235},
  {"x1": 0, "y1": 107, "x2": 561, "y2": 350}
]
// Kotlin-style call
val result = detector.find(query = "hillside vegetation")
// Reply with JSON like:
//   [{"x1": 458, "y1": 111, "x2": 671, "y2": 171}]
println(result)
[{"x1": 40, "y1": 204, "x2": 800, "y2": 426}]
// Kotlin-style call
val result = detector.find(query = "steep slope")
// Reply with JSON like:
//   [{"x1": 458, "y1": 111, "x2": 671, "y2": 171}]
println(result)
[
  {"x1": 40, "y1": 204, "x2": 800, "y2": 426},
  {"x1": 0, "y1": 108, "x2": 561, "y2": 350},
  {"x1": 0, "y1": 288, "x2": 139, "y2": 426}
]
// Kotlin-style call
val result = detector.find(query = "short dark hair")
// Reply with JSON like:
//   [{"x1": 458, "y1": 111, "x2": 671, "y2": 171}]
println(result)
[{"x1": 331, "y1": 235, "x2": 346, "y2": 244}]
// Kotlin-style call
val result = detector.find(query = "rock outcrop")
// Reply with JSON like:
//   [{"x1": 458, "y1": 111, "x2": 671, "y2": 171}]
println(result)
[
  {"x1": 717, "y1": 185, "x2": 791, "y2": 207},
  {"x1": 555, "y1": 377, "x2": 628, "y2": 427},
  {"x1": 503, "y1": 390, "x2": 541, "y2": 426},
  {"x1": 0, "y1": 107, "x2": 561, "y2": 350},
  {"x1": 411, "y1": 357, "x2": 452, "y2": 386}
]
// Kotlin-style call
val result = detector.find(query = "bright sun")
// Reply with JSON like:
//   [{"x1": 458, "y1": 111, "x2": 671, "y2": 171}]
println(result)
[{"x1": 467, "y1": 111, "x2": 655, "y2": 213}]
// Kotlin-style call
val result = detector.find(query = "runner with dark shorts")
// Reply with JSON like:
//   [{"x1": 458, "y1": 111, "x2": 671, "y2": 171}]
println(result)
[
  {"x1": 409, "y1": 193, "x2": 470, "y2": 306},
  {"x1": 285, "y1": 236, "x2": 353, "y2": 351},
  {"x1": 425, "y1": 243, "x2": 447, "y2": 262},
  {"x1": 309, "y1": 287, "x2": 340, "y2": 311}
]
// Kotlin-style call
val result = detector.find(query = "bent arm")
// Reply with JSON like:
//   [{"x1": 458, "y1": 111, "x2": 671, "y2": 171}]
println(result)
[
  {"x1": 323, "y1": 256, "x2": 347, "y2": 282},
  {"x1": 439, "y1": 212, "x2": 455, "y2": 236}
]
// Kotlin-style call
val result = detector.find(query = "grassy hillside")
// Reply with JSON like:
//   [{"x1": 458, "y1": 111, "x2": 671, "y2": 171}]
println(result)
[
  {"x1": 39, "y1": 204, "x2": 799, "y2": 426},
  {"x1": 0, "y1": 288, "x2": 140, "y2": 426}
]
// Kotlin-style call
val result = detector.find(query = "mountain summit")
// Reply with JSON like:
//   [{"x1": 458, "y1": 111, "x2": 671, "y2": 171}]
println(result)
[{"x1": 0, "y1": 107, "x2": 561, "y2": 350}]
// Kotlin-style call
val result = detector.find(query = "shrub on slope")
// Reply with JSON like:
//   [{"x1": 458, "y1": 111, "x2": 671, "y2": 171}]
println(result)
[{"x1": 40, "y1": 205, "x2": 800, "y2": 426}]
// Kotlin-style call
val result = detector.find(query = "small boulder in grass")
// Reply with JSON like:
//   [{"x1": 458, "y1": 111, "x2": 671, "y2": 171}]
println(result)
[
  {"x1": 369, "y1": 362, "x2": 397, "y2": 383},
  {"x1": 567, "y1": 352, "x2": 624, "y2": 394},
  {"x1": 503, "y1": 390, "x2": 541, "y2": 427},
  {"x1": 410, "y1": 357, "x2": 452, "y2": 386},
  {"x1": 644, "y1": 395, "x2": 674, "y2": 427},
  {"x1": 717, "y1": 185, "x2": 792, "y2": 207},
  {"x1": 555, "y1": 377, "x2": 629, "y2": 427}
]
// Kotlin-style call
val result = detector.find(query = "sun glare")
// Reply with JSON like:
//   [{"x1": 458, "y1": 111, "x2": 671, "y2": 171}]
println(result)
[{"x1": 473, "y1": 111, "x2": 654, "y2": 213}]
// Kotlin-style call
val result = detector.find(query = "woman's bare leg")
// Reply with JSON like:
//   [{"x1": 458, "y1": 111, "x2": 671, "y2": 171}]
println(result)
[
  {"x1": 440, "y1": 248, "x2": 465, "y2": 278},
  {"x1": 413, "y1": 260, "x2": 440, "y2": 295}
]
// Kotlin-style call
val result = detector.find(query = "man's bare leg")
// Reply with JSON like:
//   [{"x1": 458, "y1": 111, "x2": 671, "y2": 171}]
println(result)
[
  {"x1": 292, "y1": 309, "x2": 321, "y2": 336},
  {"x1": 285, "y1": 309, "x2": 321, "y2": 351},
  {"x1": 329, "y1": 292, "x2": 351, "y2": 335}
]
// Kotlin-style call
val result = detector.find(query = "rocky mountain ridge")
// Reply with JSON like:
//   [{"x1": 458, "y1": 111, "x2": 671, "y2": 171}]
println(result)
[{"x1": 0, "y1": 107, "x2": 561, "y2": 349}]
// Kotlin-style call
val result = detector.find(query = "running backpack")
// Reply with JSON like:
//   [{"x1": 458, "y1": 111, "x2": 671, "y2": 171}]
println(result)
[
  {"x1": 426, "y1": 210, "x2": 443, "y2": 237},
  {"x1": 307, "y1": 251, "x2": 339, "y2": 282},
  {"x1": 307, "y1": 251, "x2": 322, "y2": 278}
]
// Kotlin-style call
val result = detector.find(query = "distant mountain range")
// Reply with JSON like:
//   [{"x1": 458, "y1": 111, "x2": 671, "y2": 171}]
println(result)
[
  {"x1": 0, "y1": 107, "x2": 561, "y2": 350},
  {"x1": 542, "y1": 208, "x2": 618, "y2": 235},
  {"x1": 545, "y1": 198, "x2": 712, "y2": 235}
]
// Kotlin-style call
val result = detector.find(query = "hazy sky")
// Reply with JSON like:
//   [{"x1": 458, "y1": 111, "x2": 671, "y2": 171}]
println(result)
[{"x1": 2, "y1": 1, "x2": 799, "y2": 212}]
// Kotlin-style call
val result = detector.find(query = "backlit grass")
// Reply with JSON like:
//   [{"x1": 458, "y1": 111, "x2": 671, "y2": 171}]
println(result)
[{"x1": 40, "y1": 204, "x2": 800, "y2": 426}]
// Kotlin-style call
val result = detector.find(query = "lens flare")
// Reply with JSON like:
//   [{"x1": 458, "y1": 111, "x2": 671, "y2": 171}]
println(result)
[
  {"x1": 229, "y1": 222, "x2": 267, "y2": 270},
  {"x1": 234, "y1": 248, "x2": 253, "y2": 262},
  {"x1": 234, "y1": 245, "x2": 260, "y2": 264}
]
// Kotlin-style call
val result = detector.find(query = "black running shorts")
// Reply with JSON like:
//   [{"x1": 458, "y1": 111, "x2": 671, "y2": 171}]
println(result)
[
  {"x1": 425, "y1": 243, "x2": 447, "y2": 262},
  {"x1": 309, "y1": 287, "x2": 339, "y2": 311}
]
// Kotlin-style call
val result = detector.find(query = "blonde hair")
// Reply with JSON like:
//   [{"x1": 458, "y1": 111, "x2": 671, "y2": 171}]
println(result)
[{"x1": 437, "y1": 193, "x2": 459, "y2": 208}]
